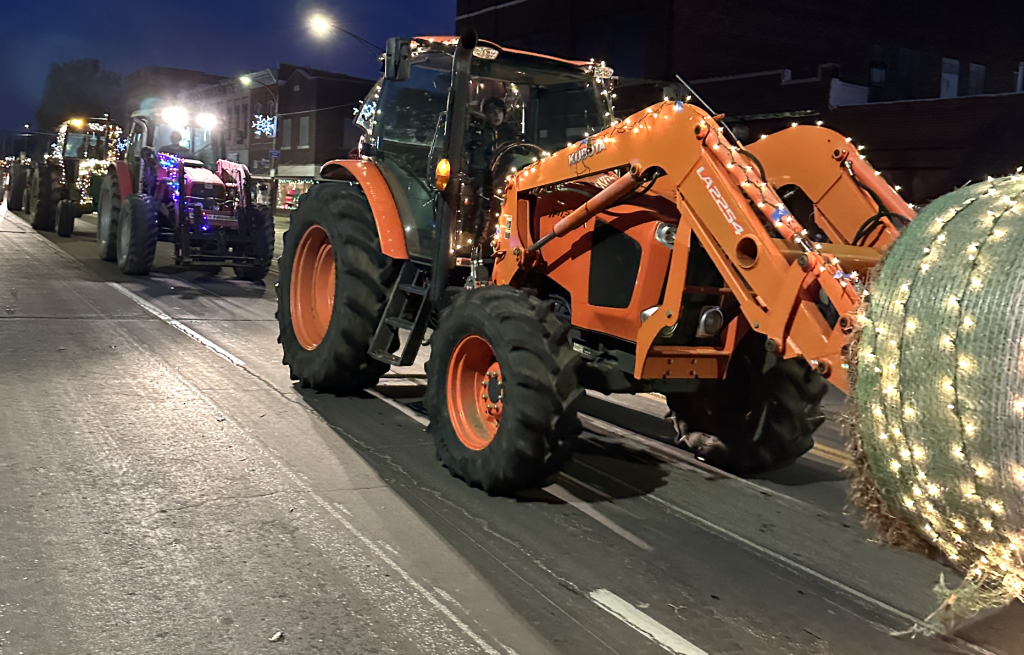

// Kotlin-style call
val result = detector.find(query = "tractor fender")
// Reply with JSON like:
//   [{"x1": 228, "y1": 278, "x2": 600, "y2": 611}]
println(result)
[
  {"x1": 112, "y1": 161, "x2": 134, "y2": 203},
  {"x1": 319, "y1": 160, "x2": 409, "y2": 260}
]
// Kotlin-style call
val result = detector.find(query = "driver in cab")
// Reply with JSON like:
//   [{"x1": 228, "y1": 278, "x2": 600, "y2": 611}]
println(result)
[
  {"x1": 473, "y1": 97, "x2": 519, "y2": 170},
  {"x1": 160, "y1": 131, "x2": 192, "y2": 158},
  {"x1": 469, "y1": 96, "x2": 521, "y2": 193}
]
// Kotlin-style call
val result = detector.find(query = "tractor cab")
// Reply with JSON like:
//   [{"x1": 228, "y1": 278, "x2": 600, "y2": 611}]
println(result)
[
  {"x1": 54, "y1": 117, "x2": 121, "y2": 214},
  {"x1": 352, "y1": 37, "x2": 615, "y2": 260}
]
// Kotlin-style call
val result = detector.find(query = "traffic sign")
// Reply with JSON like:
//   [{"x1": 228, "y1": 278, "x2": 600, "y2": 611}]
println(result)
[{"x1": 270, "y1": 150, "x2": 280, "y2": 159}]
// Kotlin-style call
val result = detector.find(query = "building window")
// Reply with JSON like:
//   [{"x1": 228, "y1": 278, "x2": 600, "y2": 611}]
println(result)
[
  {"x1": 254, "y1": 102, "x2": 262, "y2": 116},
  {"x1": 869, "y1": 63, "x2": 887, "y2": 87},
  {"x1": 268, "y1": 100, "x2": 276, "y2": 116},
  {"x1": 298, "y1": 116, "x2": 310, "y2": 149},
  {"x1": 968, "y1": 63, "x2": 985, "y2": 95},
  {"x1": 280, "y1": 118, "x2": 292, "y2": 149},
  {"x1": 941, "y1": 57, "x2": 960, "y2": 98}
]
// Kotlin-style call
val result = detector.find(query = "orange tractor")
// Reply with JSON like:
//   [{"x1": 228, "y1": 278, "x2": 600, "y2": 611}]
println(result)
[{"x1": 277, "y1": 31, "x2": 914, "y2": 493}]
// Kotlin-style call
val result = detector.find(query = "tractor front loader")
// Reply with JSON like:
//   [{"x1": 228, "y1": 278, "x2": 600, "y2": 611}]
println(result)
[
  {"x1": 277, "y1": 30, "x2": 915, "y2": 493},
  {"x1": 97, "y1": 107, "x2": 275, "y2": 279}
]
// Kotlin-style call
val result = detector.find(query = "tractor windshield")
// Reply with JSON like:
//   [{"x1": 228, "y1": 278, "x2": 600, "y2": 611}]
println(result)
[
  {"x1": 363, "y1": 49, "x2": 612, "y2": 257},
  {"x1": 64, "y1": 132, "x2": 108, "y2": 160},
  {"x1": 153, "y1": 124, "x2": 219, "y2": 168}
]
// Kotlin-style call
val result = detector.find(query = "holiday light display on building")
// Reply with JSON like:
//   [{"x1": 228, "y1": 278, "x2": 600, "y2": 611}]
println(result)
[{"x1": 251, "y1": 114, "x2": 277, "y2": 138}]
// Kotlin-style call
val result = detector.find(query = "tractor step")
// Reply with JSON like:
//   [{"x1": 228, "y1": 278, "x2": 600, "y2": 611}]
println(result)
[
  {"x1": 369, "y1": 261, "x2": 431, "y2": 367},
  {"x1": 384, "y1": 317, "x2": 415, "y2": 330},
  {"x1": 399, "y1": 283, "x2": 428, "y2": 295}
]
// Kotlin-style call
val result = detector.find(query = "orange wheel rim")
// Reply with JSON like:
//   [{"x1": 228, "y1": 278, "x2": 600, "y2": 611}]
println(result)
[
  {"x1": 291, "y1": 224, "x2": 335, "y2": 350},
  {"x1": 447, "y1": 335, "x2": 503, "y2": 450}
]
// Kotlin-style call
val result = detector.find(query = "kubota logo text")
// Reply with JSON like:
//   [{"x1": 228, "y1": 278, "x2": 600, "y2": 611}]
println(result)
[
  {"x1": 568, "y1": 139, "x2": 606, "y2": 166},
  {"x1": 697, "y1": 166, "x2": 744, "y2": 235}
]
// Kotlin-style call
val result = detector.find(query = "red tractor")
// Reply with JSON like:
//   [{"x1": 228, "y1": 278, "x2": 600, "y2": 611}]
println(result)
[
  {"x1": 96, "y1": 107, "x2": 275, "y2": 279},
  {"x1": 276, "y1": 32, "x2": 913, "y2": 493}
]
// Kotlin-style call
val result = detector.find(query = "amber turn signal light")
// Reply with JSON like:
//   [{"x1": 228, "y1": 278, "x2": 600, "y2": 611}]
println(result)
[{"x1": 435, "y1": 158, "x2": 451, "y2": 190}]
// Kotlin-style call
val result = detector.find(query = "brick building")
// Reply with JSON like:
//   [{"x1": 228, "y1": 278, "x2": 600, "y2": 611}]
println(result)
[
  {"x1": 458, "y1": 0, "x2": 1024, "y2": 101},
  {"x1": 457, "y1": 0, "x2": 1024, "y2": 202},
  {"x1": 178, "y1": 68, "x2": 279, "y2": 184},
  {"x1": 274, "y1": 64, "x2": 373, "y2": 211}
]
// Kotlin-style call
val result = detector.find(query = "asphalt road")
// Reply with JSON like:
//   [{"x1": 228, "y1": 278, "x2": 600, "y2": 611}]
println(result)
[{"x1": 1, "y1": 205, "x2": 1021, "y2": 655}]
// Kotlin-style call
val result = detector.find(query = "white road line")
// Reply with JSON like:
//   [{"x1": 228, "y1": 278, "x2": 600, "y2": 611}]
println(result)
[
  {"x1": 589, "y1": 589, "x2": 708, "y2": 655},
  {"x1": 367, "y1": 389, "x2": 429, "y2": 426},
  {"x1": 643, "y1": 492, "x2": 924, "y2": 627},
  {"x1": 108, "y1": 282, "x2": 247, "y2": 368},
  {"x1": 544, "y1": 483, "x2": 652, "y2": 551},
  {"x1": 100, "y1": 286, "x2": 502, "y2": 653}
]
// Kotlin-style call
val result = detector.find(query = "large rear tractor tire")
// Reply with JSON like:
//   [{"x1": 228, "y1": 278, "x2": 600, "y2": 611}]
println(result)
[
  {"x1": 235, "y1": 204, "x2": 275, "y2": 281},
  {"x1": 96, "y1": 172, "x2": 121, "y2": 261},
  {"x1": 666, "y1": 333, "x2": 827, "y2": 475},
  {"x1": 425, "y1": 286, "x2": 583, "y2": 494},
  {"x1": 116, "y1": 194, "x2": 158, "y2": 275},
  {"x1": 7, "y1": 165, "x2": 26, "y2": 212},
  {"x1": 56, "y1": 199, "x2": 76, "y2": 237},
  {"x1": 277, "y1": 183, "x2": 393, "y2": 393},
  {"x1": 29, "y1": 164, "x2": 60, "y2": 231}
]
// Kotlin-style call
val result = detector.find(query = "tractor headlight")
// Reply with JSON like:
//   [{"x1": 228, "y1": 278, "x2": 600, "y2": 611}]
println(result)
[
  {"x1": 161, "y1": 106, "x2": 189, "y2": 125},
  {"x1": 196, "y1": 113, "x2": 218, "y2": 130},
  {"x1": 655, "y1": 222, "x2": 677, "y2": 248}
]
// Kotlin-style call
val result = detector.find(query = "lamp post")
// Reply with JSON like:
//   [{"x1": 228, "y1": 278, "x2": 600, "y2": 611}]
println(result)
[
  {"x1": 240, "y1": 72, "x2": 279, "y2": 208},
  {"x1": 305, "y1": 12, "x2": 382, "y2": 56}
]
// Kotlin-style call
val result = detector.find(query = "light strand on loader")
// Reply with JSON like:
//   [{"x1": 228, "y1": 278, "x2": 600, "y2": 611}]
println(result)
[{"x1": 698, "y1": 120, "x2": 860, "y2": 308}]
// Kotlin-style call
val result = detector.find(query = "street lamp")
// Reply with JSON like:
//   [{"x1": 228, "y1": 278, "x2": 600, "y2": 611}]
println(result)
[
  {"x1": 304, "y1": 11, "x2": 382, "y2": 56},
  {"x1": 308, "y1": 13, "x2": 332, "y2": 39}
]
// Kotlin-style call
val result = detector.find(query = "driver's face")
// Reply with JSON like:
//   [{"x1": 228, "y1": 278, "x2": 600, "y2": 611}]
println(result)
[{"x1": 485, "y1": 107, "x2": 504, "y2": 128}]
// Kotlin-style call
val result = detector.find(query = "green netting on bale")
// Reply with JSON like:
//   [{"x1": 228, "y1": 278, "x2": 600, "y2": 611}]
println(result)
[{"x1": 855, "y1": 174, "x2": 1024, "y2": 616}]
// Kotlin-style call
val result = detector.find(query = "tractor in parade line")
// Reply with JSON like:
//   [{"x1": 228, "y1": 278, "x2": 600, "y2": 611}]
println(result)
[
  {"x1": 95, "y1": 106, "x2": 275, "y2": 279},
  {"x1": 23, "y1": 117, "x2": 122, "y2": 237},
  {"x1": 275, "y1": 30, "x2": 915, "y2": 494}
]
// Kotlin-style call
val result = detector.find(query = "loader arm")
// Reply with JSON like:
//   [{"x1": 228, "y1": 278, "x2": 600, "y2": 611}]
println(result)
[
  {"x1": 747, "y1": 125, "x2": 916, "y2": 249},
  {"x1": 492, "y1": 102, "x2": 887, "y2": 393}
]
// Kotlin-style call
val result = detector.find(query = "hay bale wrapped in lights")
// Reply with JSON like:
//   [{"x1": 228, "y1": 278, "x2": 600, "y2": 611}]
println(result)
[{"x1": 854, "y1": 174, "x2": 1024, "y2": 618}]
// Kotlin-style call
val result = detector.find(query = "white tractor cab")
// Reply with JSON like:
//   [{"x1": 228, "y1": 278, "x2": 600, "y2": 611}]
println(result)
[{"x1": 96, "y1": 106, "x2": 275, "y2": 279}]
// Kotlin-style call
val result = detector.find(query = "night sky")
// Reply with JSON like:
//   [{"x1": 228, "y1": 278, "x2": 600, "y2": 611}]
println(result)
[{"x1": 0, "y1": 0, "x2": 456, "y2": 131}]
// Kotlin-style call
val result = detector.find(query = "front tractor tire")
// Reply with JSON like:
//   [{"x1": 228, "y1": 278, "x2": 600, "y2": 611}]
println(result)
[
  {"x1": 56, "y1": 199, "x2": 76, "y2": 237},
  {"x1": 96, "y1": 172, "x2": 122, "y2": 261},
  {"x1": 234, "y1": 204, "x2": 275, "y2": 281},
  {"x1": 277, "y1": 183, "x2": 393, "y2": 393},
  {"x1": 666, "y1": 333, "x2": 827, "y2": 475},
  {"x1": 116, "y1": 194, "x2": 158, "y2": 275},
  {"x1": 425, "y1": 286, "x2": 583, "y2": 495},
  {"x1": 29, "y1": 164, "x2": 61, "y2": 231}
]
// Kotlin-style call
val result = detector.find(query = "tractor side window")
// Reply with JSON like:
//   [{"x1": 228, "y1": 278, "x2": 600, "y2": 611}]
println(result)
[
  {"x1": 375, "y1": 64, "x2": 452, "y2": 258},
  {"x1": 128, "y1": 126, "x2": 144, "y2": 163}
]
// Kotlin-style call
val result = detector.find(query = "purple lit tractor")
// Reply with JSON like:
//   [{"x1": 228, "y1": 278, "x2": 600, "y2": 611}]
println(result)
[{"x1": 96, "y1": 107, "x2": 275, "y2": 279}]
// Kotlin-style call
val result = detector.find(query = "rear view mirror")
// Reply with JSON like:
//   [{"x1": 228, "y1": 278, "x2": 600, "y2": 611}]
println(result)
[{"x1": 385, "y1": 38, "x2": 411, "y2": 81}]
